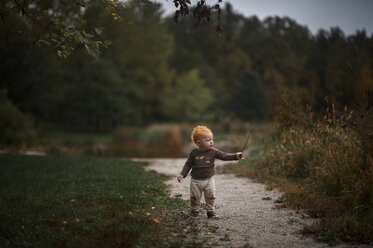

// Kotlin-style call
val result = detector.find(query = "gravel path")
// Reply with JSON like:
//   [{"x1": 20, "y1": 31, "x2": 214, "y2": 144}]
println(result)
[{"x1": 134, "y1": 158, "x2": 371, "y2": 248}]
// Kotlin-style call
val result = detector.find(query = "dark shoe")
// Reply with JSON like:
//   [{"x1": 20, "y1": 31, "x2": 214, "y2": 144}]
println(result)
[
  {"x1": 207, "y1": 211, "x2": 219, "y2": 219},
  {"x1": 190, "y1": 211, "x2": 200, "y2": 219}
]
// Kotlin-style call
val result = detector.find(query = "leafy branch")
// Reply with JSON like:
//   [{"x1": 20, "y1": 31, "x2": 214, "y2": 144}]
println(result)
[
  {"x1": 173, "y1": 0, "x2": 223, "y2": 35},
  {"x1": 0, "y1": 0, "x2": 123, "y2": 58},
  {"x1": 0, "y1": 0, "x2": 224, "y2": 58}
]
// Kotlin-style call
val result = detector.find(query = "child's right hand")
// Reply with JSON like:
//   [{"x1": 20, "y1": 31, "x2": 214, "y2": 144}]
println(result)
[
  {"x1": 177, "y1": 175, "x2": 183, "y2": 183},
  {"x1": 236, "y1": 152, "x2": 244, "y2": 160}
]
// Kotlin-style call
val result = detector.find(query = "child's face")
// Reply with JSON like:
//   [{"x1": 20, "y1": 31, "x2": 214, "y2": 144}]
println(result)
[{"x1": 196, "y1": 133, "x2": 214, "y2": 150}]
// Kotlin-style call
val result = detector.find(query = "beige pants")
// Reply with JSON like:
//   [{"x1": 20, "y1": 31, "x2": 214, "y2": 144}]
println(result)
[{"x1": 190, "y1": 176, "x2": 216, "y2": 212}]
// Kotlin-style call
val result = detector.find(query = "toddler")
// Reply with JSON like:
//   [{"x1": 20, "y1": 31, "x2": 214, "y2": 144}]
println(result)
[{"x1": 177, "y1": 125, "x2": 243, "y2": 219}]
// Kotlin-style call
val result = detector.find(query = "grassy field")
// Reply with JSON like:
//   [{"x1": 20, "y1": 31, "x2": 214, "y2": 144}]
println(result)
[{"x1": 0, "y1": 154, "x2": 214, "y2": 248}]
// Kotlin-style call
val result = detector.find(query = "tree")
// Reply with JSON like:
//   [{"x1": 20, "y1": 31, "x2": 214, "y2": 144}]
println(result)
[
  {"x1": 0, "y1": 0, "x2": 225, "y2": 58},
  {"x1": 162, "y1": 69, "x2": 215, "y2": 122},
  {"x1": 230, "y1": 71, "x2": 270, "y2": 121},
  {"x1": 0, "y1": 38, "x2": 58, "y2": 122},
  {"x1": 0, "y1": 0, "x2": 124, "y2": 58},
  {"x1": 62, "y1": 59, "x2": 141, "y2": 131},
  {"x1": 98, "y1": 1, "x2": 175, "y2": 122},
  {"x1": 215, "y1": 48, "x2": 252, "y2": 88}
]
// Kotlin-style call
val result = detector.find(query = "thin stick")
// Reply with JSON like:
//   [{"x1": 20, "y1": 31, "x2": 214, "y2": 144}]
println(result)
[
  {"x1": 241, "y1": 130, "x2": 251, "y2": 153},
  {"x1": 238, "y1": 131, "x2": 251, "y2": 164}
]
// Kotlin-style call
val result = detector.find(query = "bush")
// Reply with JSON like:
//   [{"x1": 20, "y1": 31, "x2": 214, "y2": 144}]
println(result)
[{"x1": 0, "y1": 90, "x2": 36, "y2": 146}]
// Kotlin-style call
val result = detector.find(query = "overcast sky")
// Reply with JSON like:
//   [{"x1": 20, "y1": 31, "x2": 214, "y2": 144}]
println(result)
[{"x1": 154, "y1": 0, "x2": 373, "y2": 36}]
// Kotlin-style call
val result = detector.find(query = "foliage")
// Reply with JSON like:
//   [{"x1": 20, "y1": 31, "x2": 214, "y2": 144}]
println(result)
[
  {"x1": 0, "y1": 0, "x2": 226, "y2": 58},
  {"x1": 0, "y1": 90, "x2": 36, "y2": 146},
  {"x1": 1, "y1": 3, "x2": 372, "y2": 140},
  {"x1": 230, "y1": 71, "x2": 270, "y2": 121},
  {"x1": 227, "y1": 96, "x2": 373, "y2": 243},
  {"x1": 0, "y1": 38, "x2": 58, "y2": 121},
  {"x1": 173, "y1": 0, "x2": 223, "y2": 35},
  {"x1": 162, "y1": 69, "x2": 215, "y2": 122},
  {"x1": 215, "y1": 49, "x2": 252, "y2": 89},
  {"x1": 99, "y1": 0, "x2": 176, "y2": 122},
  {"x1": 0, "y1": 0, "x2": 125, "y2": 58},
  {"x1": 61, "y1": 59, "x2": 141, "y2": 131}
]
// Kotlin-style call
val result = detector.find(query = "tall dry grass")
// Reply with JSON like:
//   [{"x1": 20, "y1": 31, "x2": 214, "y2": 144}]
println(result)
[
  {"x1": 107, "y1": 123, "x2": 193, "y2": 157},
  {"x1": 251, "y1": 93, "x2": 373, "y2": 242}
]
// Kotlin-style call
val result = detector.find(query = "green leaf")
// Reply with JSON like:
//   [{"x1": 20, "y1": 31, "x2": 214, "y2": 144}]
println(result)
[
  {"x1": 103, "y1": 40, "x2": 112, "y2": 46},
  {"x1": 74, "y1": 0, "x2": 86, "y2": 7},
  {"x1": 86, "y1": 33, "x2": 95, "y2": 38},
  {"x1": 62, "y1": 50, "x2": 71, "y2": 57},
  {"x1": 91, "y1": 40, "x2": 99, "y2": 50},
  {"x1": 57, "y1": 50, "x2": 63, "y2": 57},
  {"x1": 39, "y1": 40, "x2": 51, "y2": 46},
  {"x1": 79, "y1": 35, "x2": 89, "y2": 44},
  {"x1": 94, "y1": 27, "x2": 103, "y2": 35}
]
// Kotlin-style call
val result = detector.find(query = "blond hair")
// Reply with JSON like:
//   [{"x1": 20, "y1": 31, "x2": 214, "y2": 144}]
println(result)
[{"x1": 191, "y1": 126, "x2": 212, "y2": 144}]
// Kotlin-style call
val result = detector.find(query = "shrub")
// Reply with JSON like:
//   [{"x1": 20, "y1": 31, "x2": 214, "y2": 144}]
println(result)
[{"x1": 0, "y1": 90, "x2": 36, "y2": 146}]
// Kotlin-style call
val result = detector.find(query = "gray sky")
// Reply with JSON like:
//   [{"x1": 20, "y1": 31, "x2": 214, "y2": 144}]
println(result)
[{"x1": 154, "y1": 0, "x2": 373, "y2": 36}]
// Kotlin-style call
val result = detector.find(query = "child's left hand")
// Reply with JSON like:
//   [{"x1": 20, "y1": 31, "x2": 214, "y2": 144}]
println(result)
[
  {"x1": 177, "y1": 175, "x2": 183, "y2": 183},
  {"x1": 236, "y1": 152, "x2": 244, "y2": 160}
]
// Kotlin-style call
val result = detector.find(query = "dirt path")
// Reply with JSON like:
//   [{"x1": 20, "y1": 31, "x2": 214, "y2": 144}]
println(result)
[{"x1": 134, "y1": 158, "x2": 369, "y2": 248}]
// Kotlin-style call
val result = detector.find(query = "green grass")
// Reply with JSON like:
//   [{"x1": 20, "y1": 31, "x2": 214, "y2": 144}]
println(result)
[
  {"x1": 0, "y1": 154, "x2": 224, "y2": 248},
  {"x1": 0, "y1": 155, "x2": 181, "y2": 247}
]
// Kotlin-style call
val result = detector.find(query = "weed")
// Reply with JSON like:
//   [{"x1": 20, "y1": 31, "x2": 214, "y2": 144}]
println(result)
[
  {"x1": 274, "y1": 197, "x2": 286, "y2": 203},
  {"x1": 287, "y1": 218, "x2": 298, "y2": 225},
  {"x1": 208, "y1": 225, "x2": 219, "y2": 233},
  {"x1": 303, "y1": 225, "x2": 341, "y2": 245},
  {"x1": 220, "y1": 233, "x2": 231, "y2": 241},
  {"x1": 241, "y1": 243, "x2": 254, "y2": 248}
]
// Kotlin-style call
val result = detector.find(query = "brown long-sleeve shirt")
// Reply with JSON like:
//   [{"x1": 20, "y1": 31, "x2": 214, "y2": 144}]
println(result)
[{"x1": 180, "y1": 147, "x2": 238, "y2": 180}]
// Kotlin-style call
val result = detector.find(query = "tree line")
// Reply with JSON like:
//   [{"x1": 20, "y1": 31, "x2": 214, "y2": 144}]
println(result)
[{"x1": 1, "y1": 1, "x2": 372, "y2": 143}]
